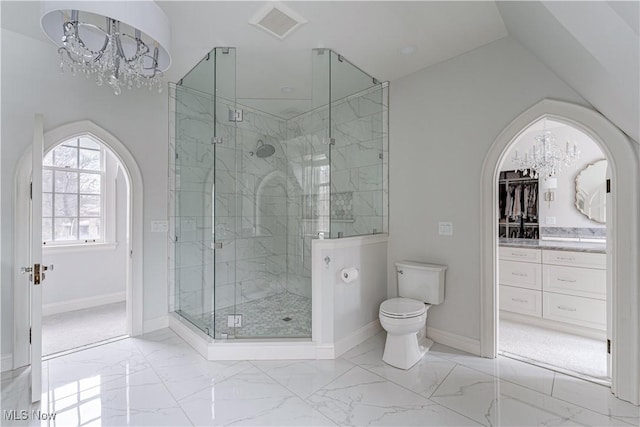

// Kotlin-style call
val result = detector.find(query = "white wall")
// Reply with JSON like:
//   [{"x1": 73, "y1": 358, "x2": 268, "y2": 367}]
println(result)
[
  {"x1": 388, "y1": 36, "x2": 588, "y2": 342},
  {"x1": 501, "y1": 121, "x2": 606, "y2": 230},
  {"x1": 42, "y1": 165, "x2": 128, "y2": 314},
  {"x1": 1, "y1": 29, "x2": 169, "y2": 357},
  {"x1": 313, "y1": 235, "x2": 387, "y2": 354}
]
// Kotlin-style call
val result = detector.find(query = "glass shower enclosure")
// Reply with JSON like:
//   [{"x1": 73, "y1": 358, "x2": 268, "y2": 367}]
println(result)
[{"x1": 169, "y1": 47, "x2": 388, "y2": 339}]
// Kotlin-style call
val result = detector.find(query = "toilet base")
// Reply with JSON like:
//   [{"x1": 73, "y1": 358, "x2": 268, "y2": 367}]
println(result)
[{"x1": 382, "y1": 332, "x2": 434, "y2": 370}]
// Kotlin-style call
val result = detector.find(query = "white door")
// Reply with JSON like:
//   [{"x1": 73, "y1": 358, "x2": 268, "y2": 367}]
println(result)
[{"x1": 28, "y1": 114, "x2": 44, "y2": 402}]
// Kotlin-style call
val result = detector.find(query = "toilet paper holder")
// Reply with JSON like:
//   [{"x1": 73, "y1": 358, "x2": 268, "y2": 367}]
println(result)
[{"x1": 340, "y1": 267, "x2": 359, "y2": 283}]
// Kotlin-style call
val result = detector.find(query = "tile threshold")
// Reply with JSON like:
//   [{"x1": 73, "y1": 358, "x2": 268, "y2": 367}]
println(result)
[
  {"x1": 42, "y1": 334, "x2": 129, "y2": 361},
  {"x1": 500, "y1": 350, "x2": 611, "y2": 387}
]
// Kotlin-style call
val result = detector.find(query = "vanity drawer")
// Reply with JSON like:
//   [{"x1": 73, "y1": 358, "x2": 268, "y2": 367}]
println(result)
[
  {"x1": 500, "y1": 285, "x2": 542, "y2": 317},
  {"x1": 499, "y1": 247, "x2": 541, "y2": 263},
  {"x1": 543, "y1": 292, "x2": 606, "y2": 330},
  {"x1": 542, "y1": 250, "x2": 606, "y2": 269},
  {"x1": 543, "y1": 265, "x2": 606, "y2": 300},
  {"x1": 499, "y1": 260, "x2": 542, "y2": 290}
]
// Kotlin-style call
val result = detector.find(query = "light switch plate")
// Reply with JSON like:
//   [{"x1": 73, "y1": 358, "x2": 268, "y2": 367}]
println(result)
[
  {"x1": 438, "y1": 222, "x2": 453, "y2": 236},
  {"x1": 151, "y1": 220, "x2": 168, "y2": 232}
]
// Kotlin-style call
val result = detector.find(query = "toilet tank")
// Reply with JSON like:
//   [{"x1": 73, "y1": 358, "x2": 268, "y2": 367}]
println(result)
[{"x1": 395, "y1": 261, "x2": 447, "y2": 304}]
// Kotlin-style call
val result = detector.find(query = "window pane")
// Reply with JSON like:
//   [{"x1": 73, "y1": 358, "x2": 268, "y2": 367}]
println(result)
[
  {"x1": 55, "y1": 194, "x2": 78, "y2": 217},
  {"x1": 43, "y1": 151, "x2": 53, "y2": 166},
  {"x1": 79, "y1": 218, "x2": 101, "y2": 240},
  {"x1": 62, "y1": 138, "x2": 78, "y2": 148},
  {"x1": 43, "y1": 169, "x2": 53, "y2": 192},
  {"x1": 79, "y1": 173, "x2": 101, "y2": 194},
  {"x1": 42, "y1": 218, "x2": 52, "y2": 242},
  {"x1": 43, "y1": 193, "x2": 52, "y2": 217},
  {"x1": 54, "y1": 218, "x2": 78, "y2": 241},
  {"x1": 79, "y1": 195, "x2": 100, "y2": 217},
  {"x1": 54, "y1": 171, "x2": 78, "y2": 193},
  {"x1": 79, "y1": 149, "x2": 100, "y2": 171},
  {"x1": 79, "y1": 137, "x2": 100, "y2": 149},
  {"x1": 53, "y1": 145, "x2": 78, "y2": 168}
]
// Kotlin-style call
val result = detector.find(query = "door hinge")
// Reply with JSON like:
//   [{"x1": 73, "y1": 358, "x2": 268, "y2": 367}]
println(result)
[
  {"x1": 29, "y1": 327, "x2": 32, "y2": 344},
  {"x1": 606, "y1": 179, "x2": 611, "y2": 193},
  {"x1": 228, "y1": 109, "x2": 243, "y2": 122},
  {"x1": 607, "y1": 339, "x2": 611, "y2": 354},
  {"x1": 211, "y1": 136, "x2": 223, "y2": 145},
  {"x1": 30, "y1": 182, "x2": 33, "y2": 200}
]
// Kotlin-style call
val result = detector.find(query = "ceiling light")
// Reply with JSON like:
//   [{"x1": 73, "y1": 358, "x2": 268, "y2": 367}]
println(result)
[
  {"x1": 41, "y1": 1, "x2": 171, "y2": 95},
  {"x1": 513, "y1": 119, "x2": 581, "y2": 179},
  {"x1": 400, "y1": 46, "x2": 416, "y2": 55}
]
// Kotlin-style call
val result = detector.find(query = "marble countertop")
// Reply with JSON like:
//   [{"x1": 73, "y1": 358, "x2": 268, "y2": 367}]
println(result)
[{"x1": 499, "y1": 238, "x2": 606, "y2": 253}]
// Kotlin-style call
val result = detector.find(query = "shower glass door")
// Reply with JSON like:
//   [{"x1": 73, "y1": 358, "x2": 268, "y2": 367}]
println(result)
[{"x1": 212, "y1": 47, "x2": 239, "y2": 339}]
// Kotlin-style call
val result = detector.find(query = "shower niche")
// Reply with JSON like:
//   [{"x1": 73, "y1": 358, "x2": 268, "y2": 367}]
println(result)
[{"x1": 168, "y1": 48, "x2": 388, "y2": 341}]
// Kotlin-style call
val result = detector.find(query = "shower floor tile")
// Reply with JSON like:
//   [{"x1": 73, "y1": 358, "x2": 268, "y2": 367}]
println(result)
[{"x1": 202, "y1": 292, "x2": 312, "y2": 338}]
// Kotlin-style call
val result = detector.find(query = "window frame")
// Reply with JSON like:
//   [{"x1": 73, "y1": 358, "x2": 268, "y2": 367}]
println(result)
[{"x1": 42, "y1": 136, "x2": 109, "y2": 247}]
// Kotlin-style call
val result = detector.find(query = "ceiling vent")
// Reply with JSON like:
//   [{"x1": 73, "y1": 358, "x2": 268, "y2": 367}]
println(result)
[{"x1": 250, "y1": 3, "x2": 307, "y2": 40}]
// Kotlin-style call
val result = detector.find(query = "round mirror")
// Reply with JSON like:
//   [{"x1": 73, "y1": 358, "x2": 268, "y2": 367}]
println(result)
[{"x1": 575, "y1": 159, "x2": 607, "y2": 223}]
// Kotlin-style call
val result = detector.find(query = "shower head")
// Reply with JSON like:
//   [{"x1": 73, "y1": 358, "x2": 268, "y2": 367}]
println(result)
[{"x1": 256, "y1": 139, "x2": 275, "y2": 158}]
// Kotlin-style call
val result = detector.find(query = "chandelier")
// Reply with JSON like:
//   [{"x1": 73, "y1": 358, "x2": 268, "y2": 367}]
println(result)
[
  {"x1": 512, "y1": 121, "x2": 580, "y2": 179},
  {"x1": 41, "y1": 2, "x2": 171, "y2": 95}
]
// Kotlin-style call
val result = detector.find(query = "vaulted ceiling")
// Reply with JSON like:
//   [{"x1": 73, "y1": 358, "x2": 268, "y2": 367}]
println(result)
[{"x1": 1, "y1": 1, "x2": 637, "y2": 140}]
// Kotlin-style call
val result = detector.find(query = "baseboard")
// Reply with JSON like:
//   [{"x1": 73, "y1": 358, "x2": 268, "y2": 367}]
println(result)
[
  {"x1": 1, "y1": 354, "x2": 13, "y2": 372},
  {"x1": 168, "y1": 313, "x2": 211, "y2": 358},
  {"x1": 334, "y1": 320, "x2": 382, "y2": 357},
  {"x1": 144, "y1": 315, "x2": 169, "y2": 333},
  {"x1": 427, "y1": 326, "x2": 481, "y2": 356},
  {"x1": 43, "y1": 292, "x2": 126, "y2": 316}
]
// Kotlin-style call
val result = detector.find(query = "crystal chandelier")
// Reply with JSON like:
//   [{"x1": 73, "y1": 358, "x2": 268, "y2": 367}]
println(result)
[
  {"x1": 513, "y1": 121, "x2": 581, "y2": 179},
  {"x1": 41, "y1": 2, "x2": 171, "y2": 95}
]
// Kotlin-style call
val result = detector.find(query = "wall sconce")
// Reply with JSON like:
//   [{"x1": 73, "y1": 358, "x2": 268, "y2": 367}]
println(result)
[{"x1": 542, "y1": 178, "x2": 557, "y2": 207}]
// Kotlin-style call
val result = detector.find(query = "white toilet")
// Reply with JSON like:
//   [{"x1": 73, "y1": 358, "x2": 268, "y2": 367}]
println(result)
[{"x1": 379, "y1": 261, "x2": 447, "y2": 370}]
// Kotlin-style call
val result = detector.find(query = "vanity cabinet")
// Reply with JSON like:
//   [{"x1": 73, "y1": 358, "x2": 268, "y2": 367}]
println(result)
[{"x1": 499, "y1": 246, "x2": 606, "y2": 333}]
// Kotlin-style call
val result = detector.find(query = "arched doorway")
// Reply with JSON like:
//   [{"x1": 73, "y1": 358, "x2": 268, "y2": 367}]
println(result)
[
  {"x1": 479, "y1": 99, "x2": 639, "y2": 404},
  {"x1": 13, "y1": 120, "x2": 144, "y2": 366}
]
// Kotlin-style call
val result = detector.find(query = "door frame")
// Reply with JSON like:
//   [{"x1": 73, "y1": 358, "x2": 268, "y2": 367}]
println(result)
[
  {"x1": 479, "y1": 99, "x2": 639, "y2": 405},
  {"x1": 13, "y1": 120, "x2": 144, "y2": 368}
]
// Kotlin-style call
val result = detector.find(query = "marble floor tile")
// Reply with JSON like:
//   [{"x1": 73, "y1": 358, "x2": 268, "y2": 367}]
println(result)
[
  {"x1": 307, "y1": 365, "x2": 479, "y2": 426},
  {"x1": 431, "y1": 364, "x2": 630, "y2": 426},
  {"x1": 153, "y1": 358, "x2": 253, "y2": 401},
  {"x1": 445, "y1": 351, "x2": 556, "y2": 395},
  {"x1": 46, "y1": 339, "x2": 149, "y2": 401},
  {"x1": 178, "y1": 366, "x2": 335, "y2": 426},
  {"x1": 2, "y1": 328, "x2": 637, "y2": 427},
  {"x1": 552, "y1": 373, "x2": 640, "y2": 425},
  {"x1": 49, "y1": 366, "x2": 191, "y2": 427},
  {"x1": 251, "y1": 358, "x2": 354, "y2": 399}
]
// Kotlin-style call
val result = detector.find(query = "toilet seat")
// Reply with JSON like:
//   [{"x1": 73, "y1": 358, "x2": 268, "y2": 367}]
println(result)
[{"x1": 380, "y1": 297, "x2": 427, "y2": 319}]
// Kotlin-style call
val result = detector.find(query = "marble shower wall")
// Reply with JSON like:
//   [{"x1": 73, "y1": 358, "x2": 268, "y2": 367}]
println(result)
[{"x1": 330, "y1": 85, "x2": 388, "y2": 238}]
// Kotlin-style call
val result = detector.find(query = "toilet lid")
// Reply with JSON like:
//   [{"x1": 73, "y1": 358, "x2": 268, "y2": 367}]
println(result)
[{"x1": 380, "y1": 298, "x2": 426, "y2": 319}]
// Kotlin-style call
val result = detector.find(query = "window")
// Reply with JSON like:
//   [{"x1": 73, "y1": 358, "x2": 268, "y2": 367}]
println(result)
[{"x1": 43, "y1": 136, "x2": 104, "y2": 244}]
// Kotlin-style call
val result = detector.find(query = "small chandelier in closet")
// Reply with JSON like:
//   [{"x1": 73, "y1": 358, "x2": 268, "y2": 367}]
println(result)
[
  {"x1": 40, "y1": 1, "x2": 172, "y2": 95},
  {"x1": 512, "y1": 119, "x2": 581, "y2": 179}
]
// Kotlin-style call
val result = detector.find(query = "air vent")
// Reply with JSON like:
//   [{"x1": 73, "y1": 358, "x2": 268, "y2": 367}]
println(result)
[{"x1": 250, "y1": 3, "x2": 307, "y2": 40}]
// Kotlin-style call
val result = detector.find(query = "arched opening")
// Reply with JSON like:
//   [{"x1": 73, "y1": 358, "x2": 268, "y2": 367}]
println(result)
[
  {"x1": 480, "y1": 99, "x2": 639, "y2": 404},
  {"x1": 496, "y1": 118, "x2": 610, "y2": 382},
  {"x1": 13, "y1": 121, "x2": 144, "y2": 366}
]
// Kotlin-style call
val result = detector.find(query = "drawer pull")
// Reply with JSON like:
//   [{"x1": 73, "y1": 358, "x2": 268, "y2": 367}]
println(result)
[
  {"x1": 556, "y1": 256, "x2": 576, "y2": 261},
  {"x1": 511, "y1": 298, "x2": 528, "y2": 303},
  {"x1": 557, "y1": 278, "x2": 577, "y2": 283},
  {"x1": 511, "y1": 272, "x2": 528, "y2": 277},
  {"x1": 557, "y1": 305, "x2": 577, "y2": 312}
]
